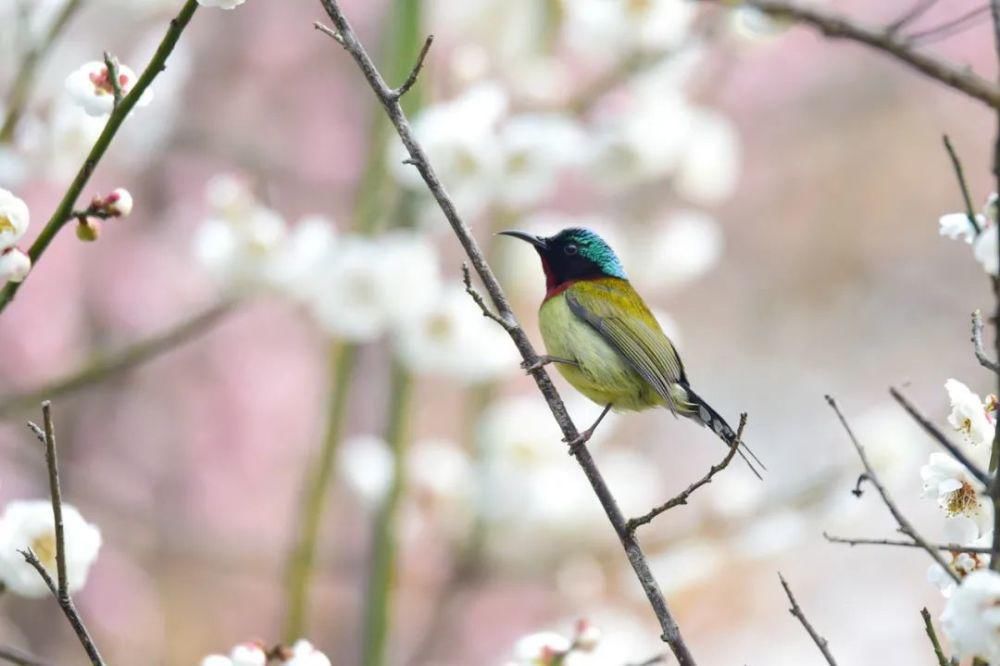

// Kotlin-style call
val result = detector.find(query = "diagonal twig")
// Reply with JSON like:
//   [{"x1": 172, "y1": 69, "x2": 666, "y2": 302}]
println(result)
[
  {"x1": 627, "y1": 414, "x2": 747, "y2": 532},
  {"x1": 697, "y1": 0, "x2": 1000, "y2": 108},
  {"x1": 943, "y1": 135, "x2": 980, "y2": 234},
  {"x1": 826, "y1": 395, "x2": 960, "y2": 583},
  {"x1": 889, "y1": 387, "x2": 991, "y2": 487},
  {"x1": 0, "y1": 644, "x2": 53, "y2": 666},
  {"x1": 823, "y1": 531, "x2": 994, "y2": 554},
  {"x1": 778, "y1": 573, "x2": 838, "y2": 665},
  {"x1": 313, "y1": 3, "x2": 700, "y2": 663},
  {"x1": 23, "y1": 402, "x2": 105, "y2": 666},
  {"x1": 461, "y1": 263, "x2": 515, "y2": 331}
]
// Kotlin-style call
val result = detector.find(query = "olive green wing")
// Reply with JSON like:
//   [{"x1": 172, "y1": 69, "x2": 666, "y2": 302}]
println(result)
[{"x1": 565, "y1": 279, "x2": 687, "y2": 413}]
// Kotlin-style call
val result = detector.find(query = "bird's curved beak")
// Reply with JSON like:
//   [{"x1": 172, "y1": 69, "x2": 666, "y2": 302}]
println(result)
[{"x1": 498, "y1": 230, "x2": 547, "y2": 250}]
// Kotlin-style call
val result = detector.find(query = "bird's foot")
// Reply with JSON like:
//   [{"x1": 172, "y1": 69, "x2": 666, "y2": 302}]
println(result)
[
  {"x1": 521, "y1": 355, "x2": 576, "y2": 374},
  {"x1": 563, "y1": 427, "x2": 595, "y2": 456}
]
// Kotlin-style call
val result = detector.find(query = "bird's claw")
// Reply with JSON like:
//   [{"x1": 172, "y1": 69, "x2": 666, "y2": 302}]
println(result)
[
  {"x1": 563, "y1": 429, "x2": 593, "y2": 455},
  {"x1": 521, "y1": 358, "x2": 545, "y2": 373}
]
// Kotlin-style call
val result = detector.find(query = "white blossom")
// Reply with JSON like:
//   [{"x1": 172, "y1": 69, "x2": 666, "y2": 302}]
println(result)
[
  {"x1": 0, "y1": 248, "x2": 31, "y2": 283},
  {"x1": 941, "y1": 569, "x2": 1000, "y2": 662},
  {"x1": 975, "y1": 225, "x2": 999, "y2": 276},
  {"x1": 628, "y1": 211, "x2": 723, "y2": 291},
  {"x1": 0, "y1": 500, "x2": 102, "y2": 598},
  {"x1": 563, "y1": 0, "x2": 695, "y2": 56},
  {"x1": 921, "y1": 452, "x2": 987, "y2": 518},
  {"x1": 394, "y1": 284, "x2": 518, "y2": 382},
  {"x1": 946, "y1": 379, "x2": 995, "y2": 448},
  {"x1": 674, "y1": 110, "x2": 741, "y2": 204},
  {"x1": 281, "y1": 639, "x2": 331, "y2": 666},
  {"x1": 199, "y1": 642, "x2": 266, "y2": 666},
  {"x1": 64, "y1": 61, "x2": 151, "y2": 117},
  {"x1": 307, "y1": 232, "x2": 440, "y2": 341},
  {"x1": 197, "y1": 0, "x2": 247, "y2": 8},
  {"x1": 940, "y1": 212, "x2": 982, "y2": 244},
  {"x1": 339, "y1": 435, "x2": 395, "y2": 508},
  {"x1": 46, "y1": 100, "x2": 106, "y2": 179},
  {"x1": 507, "y1": 631, "x2": 572, "y2": 665},
  {"x1": 0, "y1": 187, "x2": 29, "y2": 249},
  {"x1": 928, "y1": 517, "x2": 992, "y2": 597},
  {"x1": 104, "y1": 188, "x2": 133, "y2": 217},
  {"x1": 495, "y1": 114, "x2": 588, "y2": 208},
  {"x1": 266, "y1": 216, "x2": 338, "y2": 299}
]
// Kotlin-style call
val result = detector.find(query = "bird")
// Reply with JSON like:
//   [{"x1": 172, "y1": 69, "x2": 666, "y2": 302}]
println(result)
[{"x1": 499, "y1": 226, "x2": 763, "y2": 478}]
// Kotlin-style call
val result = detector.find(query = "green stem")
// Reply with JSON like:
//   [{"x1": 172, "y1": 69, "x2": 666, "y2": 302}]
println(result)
[
  {"x1": 920, "y1": 608, "x2": 950, "y2": 666},
  {"x1": 361, "y1": 362, "x2": 413, "y2": 666},
  {"x1": 0, "y1": 300, "x2": 233, "y2": 418},
  {"x1": 283, "y1": 341, "x2": 357, "y2": 640},
  {"x1": 0, "y1": 0, "x2": 199, "y2": 314},
  {"x1": 0, "y1": 0, "x2": 85, "y2": 143}
]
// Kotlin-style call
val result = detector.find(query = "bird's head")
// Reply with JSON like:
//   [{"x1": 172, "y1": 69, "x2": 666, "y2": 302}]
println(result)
[{"x1": 499, "y1": 227, "x2": 627, "y2": 293}]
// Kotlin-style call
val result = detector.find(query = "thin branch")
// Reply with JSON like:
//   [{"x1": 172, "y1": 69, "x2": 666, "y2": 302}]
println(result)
[
  {"x1": 887, "y1": 0, "x2": 938, "y2": 33},
  {"x1": 698, "y1": 0, "x2": 1000, "y2": 108},
  {"x1": 461, "y1": 263, "x2": 515, "y2": 331},
  {"x1": 0, "y1": 300, "x2": 234, "y2": 417},
  {"x1": 987, "y1": 0, "x2": 1000, "y2": 572},
  {"x1": 392, "y1": 35, "x2": 434, "y2": 100},
  {"x1": 921, "y1": 607, "x2": 952, "y2": 666},
  {"x1": 943, "y1": 135, "x2": 980, "y2": 234},
  {"x1": 0, "y1": 644, "x2": 52, "y2": 666},
  {"x1": 314, "y1": 4, "x2": 699, "y2": 663},
  {"x1": 908, "y1": 5, "x2": 993, "y2": 46},
  {"x1": 0, "y1": 0, "x2": 84, "y2": 143},
  {"x1": 101, "y1": 52, "x2": 124, "y2": 108},
  {"x1": 889, "y1": 387, "x2": 991, "y2": 487},
  {"x1": 627, "y1": 414, "x2": 747, "y2": 532},
  {"x1": 972, "y1": 309, "x2": 1000, "y2": 372},
  {"x1": 778, "y1": 573, "x2": 838, "y2": 665},
  {"x1": 826, "y1": 395, "x2": 960, "y2": 583},
  {"x1": 24, "y1": 402, "x2": 105, "y2": 666},
  {"x1": 823, "y1": 532, "x2": 994, "y2": 554},
  {"x1": 0, "y1": 0, "x2": 201, "y2": 314}
]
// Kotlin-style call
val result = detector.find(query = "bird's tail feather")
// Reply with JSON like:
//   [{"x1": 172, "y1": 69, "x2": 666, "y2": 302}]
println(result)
[{"x1": 684, "y1": 387, "x2": 764, "y2": 480}]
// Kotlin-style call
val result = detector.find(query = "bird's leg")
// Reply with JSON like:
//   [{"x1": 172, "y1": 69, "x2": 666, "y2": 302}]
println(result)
[
  {"x1": 522, "y1": 354, "x2": 578, "y2": 374},
  {"x1": 564, "y1": 403, "x2": 613, "y2": 455}
]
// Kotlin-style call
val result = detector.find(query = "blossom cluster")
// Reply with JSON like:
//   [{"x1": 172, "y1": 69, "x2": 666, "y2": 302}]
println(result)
[{"x1": 0, "y1": 188, "x2": 30, "y2": 283}]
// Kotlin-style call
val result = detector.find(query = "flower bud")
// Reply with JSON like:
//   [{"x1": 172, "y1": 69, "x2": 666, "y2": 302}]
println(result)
[
  {"x1": 0, "y1": 247, "x2": 30, "y2": 283},
  {"x1": 76, "y1": 219, "x2": 101, "y2": 242},
  {"x1": 105, "y1": 188, "x2": 133, "y2": 217}
]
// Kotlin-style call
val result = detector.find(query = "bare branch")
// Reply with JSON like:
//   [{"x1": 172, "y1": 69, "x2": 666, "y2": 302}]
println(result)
[
  {"x1": 921, "y1": 607, "x2": 952, "y2": 666},
  {"x1": 393, "y1": 35, "x2": 434, "y2": 100},
  {"x1": 314, "y1": 2, "x2": 699, "y2": 662},
  {"x1": 627, "y1": 414, "x2": 747, "y2": 532},
  {"x1": 943, "y1": 135, "x2": 980, "y2": 234},
  {"x1": 987, "y1": 0, "x2": 1000, "y2": 575},
  {"x1": 24, "y1": 402, "x2": 106, "y2": 666},
  {"x1": 823, "y1": 531, "x2": 994, "y2": 554},
  {"x1": 889, "y1": 387, "x2": 991, "y2": 487},
  {"x1": 826, "y1": 395, "x2": 960, "y2": 583},
  {"x1": 698, "y1": 0, "x2": 1000, "y2": 108},
  {"x1": 778, "y1": 573, "x2": 838, "y2": 665},
  {"x1": 908, "y1": 5, "x2": 992, "y2": 46},
  {"x1": 461, "y1": 263, "x2": 515, "y2": 331},
  {"x1": 887, "y1": 0, "x2": 938, "y2": 33},
  {"x1": 973, "y1": 309, "x2": 1000, "y2": 372}
]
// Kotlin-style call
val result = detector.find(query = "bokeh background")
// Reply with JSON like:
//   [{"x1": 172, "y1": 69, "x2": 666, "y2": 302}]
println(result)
[{"x1": 0, "y1": 0, "x2": 998, "y2": 663}]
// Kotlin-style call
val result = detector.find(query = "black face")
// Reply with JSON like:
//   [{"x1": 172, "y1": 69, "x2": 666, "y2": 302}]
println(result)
[{"x1": 499, "y1": 228, "x2": 624, "y2": 290}]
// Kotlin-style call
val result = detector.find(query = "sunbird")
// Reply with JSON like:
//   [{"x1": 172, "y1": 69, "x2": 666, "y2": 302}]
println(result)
[{"x1": 500, "y1": 227, "x2": 763, "y2": 478}]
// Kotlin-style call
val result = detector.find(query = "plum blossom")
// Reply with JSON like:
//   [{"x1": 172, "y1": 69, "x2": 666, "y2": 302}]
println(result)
[
  {"x1": 394, "y1": 284, "x2": 518, "y2": 382},
  {"x1": 306, "y1": 231, "x2": 441, "y2": 342},
  {"x1": 281, "y1": 639, "x2": 331, "y2": 666},
  {"x1": 494, "y1": 114, "x2": 588, "y2": 208},
  {"x1": 921, "y1": 452, "x2": 987, "y2": 518},
  {"x1": 197, "y1": 0, "x2": 247, "y2": 8},
  {"x1": 928, "y1": 517, "x2": 992, "y2": 597},
  {"x1": 0, "y1": 500, "x2": 102, "y2": 598},
  {"x1": 939, "y1": 193, "x2": 1000, "y2": 275},
  {"x1": 64, "y1": 61, "x2": 152, "y2": 117},
  {"x1": 941, "y1": 570, "x2": 1000, "y2": 662},
  {"x1": 628, "y1": 211, "x2": 723, "y2": 291},
  {"x1": 975, "y1": 225, "x2": 999, "y2": 276},
  {"x1": 199, "y1": 642, "x2": 266, "y2": 666},
  {"x1": 0, "y1": 187, "x2": 29, "y2": 249},
  {"x1": 338, "y1": 435, "x2": 395, "y2": 508},
  {"x1": 940, "y1": 212, "x2": 982, "y2": 244},
  {"x1": 563, "y1": 0, "x2": 695, "y2": 56},
  {"x1": 946, "y1": 379, "x2": 995, "y2": 448},
  {"x1": 0, "y1": 248, "x2": 31, "y2": 283},
  {"x1": 674, "y1": 110, "x2": 741, "y2": 204}
]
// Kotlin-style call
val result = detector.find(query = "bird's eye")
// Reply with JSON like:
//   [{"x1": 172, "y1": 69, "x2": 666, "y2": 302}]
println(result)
[{"x1": 564, "y1": 244, "x2": 578, "y2": 256}]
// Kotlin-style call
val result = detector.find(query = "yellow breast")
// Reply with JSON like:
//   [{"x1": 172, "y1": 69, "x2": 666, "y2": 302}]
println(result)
[{"x1": 538, "y1": 291, "x2": 665, "y2": 412}]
